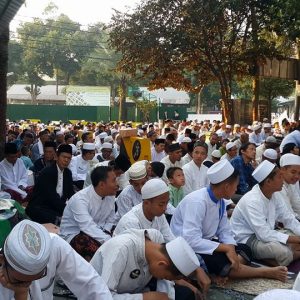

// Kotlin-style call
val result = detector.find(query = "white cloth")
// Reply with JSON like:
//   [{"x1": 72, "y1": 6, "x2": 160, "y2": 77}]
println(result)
[
  {"x1": 114, "y1": 203, "x2": 175, "y2": 242},
  {"x1": 83, "y1": 160, "x2": 110, "y2": 188},
  {"x1": 274, "y1": 182, "x2": 300, "y2": 218},
  {"x1": 170, "y1": 188, "x2": 236, "y2": 255},
  {"x1": 255, "y1": 143, "x2": 266, "y2": 164},
  {"x1": 183, "y1": 160, "x2": 209, "y2": 195},
  {"x1": 249, "y1": 132, "x2": 263, "y2": 146},
  {"x1": 206, "y1": 142, "x2": 217, "y2": 161},
  {"x1": 59, "y1": 185, "x2": 116, "y2": 243},
  {"x1": 151, "y1": 147, "x2": 166, "y2": 162},
  {"x1": 37, "y1": 139, "x2": 44, "y2": 157},
  {"x1": 90, "y1": 229, "x2": 174, "y2": 300},
  {"x1": 0, "y1": 233, "x2": 113, "y2": 300},
  {"x1": 160, "y1": 155, "x2": 183, "y2": 182},
  {"x1": 0, "y1": 158, "x2": 28, "y2": 198},
  {"x1": 56, "y1": 164, "x2": 64, "y2": 197},
  {"x1": 230, "y1": 184, "x2": 300, "y2": 244},
  {"x1": 116, "y1": 185, "x2": 142, "y2": 221},
  {"x1": 68, "y1": 155, "x2": 90, "y2": 181},
  {"x1": 181, "y1": 153, "x2": 192, "y2": 166}
]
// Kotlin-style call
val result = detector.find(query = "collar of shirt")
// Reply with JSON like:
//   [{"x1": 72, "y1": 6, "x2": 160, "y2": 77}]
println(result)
[
  {"x1": 207, "y1": 186, "x2": 225, "y2": 220},
  {"x1": 90, "y1": 185, "x2": 106, "y2": 201},
  {"x1": 56, "y1": 164, "x2": 64, "y2": 175}
]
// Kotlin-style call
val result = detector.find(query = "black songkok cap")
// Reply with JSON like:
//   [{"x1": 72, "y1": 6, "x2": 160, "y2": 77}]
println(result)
[
  {"x1": 5, "y1": 143, "x2": 18, "y2": 154},
  {"x1": 168, "y1": 142, "x2": 181, "y2": 152}
]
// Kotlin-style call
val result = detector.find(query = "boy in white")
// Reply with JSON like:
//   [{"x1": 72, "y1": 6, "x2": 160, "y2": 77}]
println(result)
[{"x1": 231, "y1": 160, "x2": 300, "y2": 266}]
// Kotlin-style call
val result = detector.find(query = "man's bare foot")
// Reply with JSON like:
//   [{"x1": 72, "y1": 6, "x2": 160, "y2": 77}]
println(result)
[{"x1": 263, "y1": 266, "x2": 288, "y2": 282}]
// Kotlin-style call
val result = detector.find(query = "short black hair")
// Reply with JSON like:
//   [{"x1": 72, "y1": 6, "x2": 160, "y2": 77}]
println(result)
[
  {"x1": 239, "y1": 142, "x2": 256, "y2": 156},
  {"x1": 91, "y1": 166, "x2": 113, "y2": 187},
  {"x1": 282, "y1": 143, "x2": 297, "y2": 155},
  {"x1": 166, "y1": 167, "x2": 183, "y2": 179},
  {"x1": 159, "y1": 244, "x2": 182, "y2": 277},
  {"x1": 193, "y1": 141, "x2": 208, "y2": 153},
  {"x1": 81, "y1": 132, "x2": 90, "y2": 142},
  {"x1": 20, "y1": 146, "x2": 30, "y2": 156},
  {"x1": 150, "y1": 162, "x2": 165, "y2": 178}
]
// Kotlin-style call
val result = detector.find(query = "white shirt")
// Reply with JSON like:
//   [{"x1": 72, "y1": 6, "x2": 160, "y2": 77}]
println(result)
[
  {"x1": 56, "y1": 164, "x2": 64, "y2": 197},
  {"x1": 160, "y1": 155, "x2": 183, "y2": 182},
  {"x1": 0, "y1": 233, "x2": 113, "y2": 300},
  {"x1": 255, "y1": 143, "x2": 266, "y2": 164},
  {"x1": 171, "y1": 187, "x2": 236, "y2": 255},
  {"x1": 181, "y1": 153, "x2": 192, "y2": 166},
  {"x1": 151, "y1": 147, "x2": 166, "y2": 162},
  {"x1": 116, "y1": 185, "x2": 142, "y2": 220},
  {"x1": 206, "y1": 142, "x2": 217, "y2": 161},
  {"x1": 230, "y1": 184, "x2": 300, "y2": 244},
  {"x1": 182, "y1": 160, "x2": 209, "y2": 195},
  {"x1": 90, "y1": 229, "x2": 174, "y2": 300},
  {"x1": 249, "y1": 132, "x2": 263, "y2": 146},
  {"x1": 114, "y1": 203, "x2": 175, "y2": 242},
  {"x1": 68, "y1": 155, "x2": 90, "y2": 181},
  {"x1": 274, "y1": 182, "x2": 300, "y2": 218},
  {"x1": 59, "y1": 185, "x2": 116, "y2": 243},
  {"x1": 0, "y1": 158, "x2": 28, "y2": 198}
]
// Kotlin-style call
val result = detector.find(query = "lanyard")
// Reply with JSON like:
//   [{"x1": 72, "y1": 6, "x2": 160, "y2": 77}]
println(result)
[{"x1": 207, "y1": 186, "x2": 225, "y2": 220}]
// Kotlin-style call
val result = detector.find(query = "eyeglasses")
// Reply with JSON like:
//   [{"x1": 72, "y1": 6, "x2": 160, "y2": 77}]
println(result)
[{"x1": 3, "y1": 255, "x2": 47, "y2": 284}]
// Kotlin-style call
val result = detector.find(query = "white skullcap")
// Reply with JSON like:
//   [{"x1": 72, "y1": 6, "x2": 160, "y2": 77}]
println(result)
[
  {"x1": 104, "y1": 136, "x2": 113, "y2": 142},
  {"x1": 111, "y1": 129, "x2": 118, "y2": 135},
  {"x1": 280, "y1": 153, "x2": 300, "y2": 167},
  {"x1": 263, "y1": 123, "x2": 271, "y2": 128},
  {"x1": 211, "y1": 149, "x2": 222, "y2": 158},
  {"x1": 141, "y1": 178, "x2": 169, "y2": 200},
  {"x1": 128, "y1": 163, "x2": 147, "y2": 181},
  {"x1": 265, "y1": 136, "x2": 277, "y2": 143},
  {"x1": 254, "y1": 289, "x2": 300, "y2": 300},
  {"x1": 82, "y1": 143, "x2": 96, "y2": 150},
  {"x1": 252, "y1": 124, "x2": 261, "y2": 131},
  {"x1": 99, "y1": 132, "x2": 108, "y2": 139},
  {"x1": 166, "y1": 237, "x2": 200, "y2": 276},
  {"x1": 252, "y1": 160, "x2": 276, "y2": 183},
  {"x1": 263, "y1": 118, "x2": 269, "y2": 122},
  {"x1": 225, "y1": 125, "x2": 232, "y2": 129},
  {"x1": 234, "y1": 124, "x2": 240, "y2": 128},
  {"x1": 226, "y1": 142, "x2": 235, "y2": 151},
  {"x1": 181, "y1": 137, "x2": 192, "y2": 143},
  {"x1": 247, "y1": 125, "x2": 253, "y2": 130},
  {"x1": 4, "y1": 220, "x2": 51, "y2": 275},
  {"x1": 263, "y1": 149, "x2": 278, "y2": 160},
  {"x1": 56, "y1": 131, "x2": 64, "y2": 135},
  {"x1": 101, "y1": 142, "x2": 113, "y2": 150},
  {"x1": 207, "y1": 159, "x2": 234, "y2": 184}
]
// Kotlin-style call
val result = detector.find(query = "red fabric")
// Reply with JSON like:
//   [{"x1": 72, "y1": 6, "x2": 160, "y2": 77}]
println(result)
[{"x1": 4, "y1": 186, "x2": 34, "y2": 204}]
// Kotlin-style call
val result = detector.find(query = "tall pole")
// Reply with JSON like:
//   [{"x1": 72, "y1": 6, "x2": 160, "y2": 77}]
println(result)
[{"x1": 295, "y1": 43, "x2": 300, "y2": 121}]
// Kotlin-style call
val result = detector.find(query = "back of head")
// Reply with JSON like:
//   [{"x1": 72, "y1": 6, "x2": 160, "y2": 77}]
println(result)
[{"x1": 91, "y1": 166, "x2": 113, "y2": 187}]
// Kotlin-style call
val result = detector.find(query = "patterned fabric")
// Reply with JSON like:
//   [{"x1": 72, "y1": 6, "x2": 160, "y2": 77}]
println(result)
[
  {"x1": 230, "y1": 156, "x2": 257, "y2": 195},
  {"x1": 0, "y1": 199, "x2": 28, "y2": 248},
  {"x1": 70, "y1": 231, "x2": 102, "y2": 261}
]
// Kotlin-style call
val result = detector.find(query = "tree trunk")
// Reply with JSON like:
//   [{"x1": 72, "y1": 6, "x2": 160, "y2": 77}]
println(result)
[
  {"x1": 196, "y1": 85, "x2": 204, "y2": 114},
  {"x1": 220, "y1": 84, "x2": 234, "y2": 124},
  {"x1": 56, "y1": 69, "x2": 59, "y2": 95},
  {"x1": 252, "y1": 74, "x2": 259, "y2": 121},
  {"x1": 119, "y1": 75, "x2": 127, "y2": 121},
  {"x1": 0, "y1": 26, "x2": 9, "y2": 160}
]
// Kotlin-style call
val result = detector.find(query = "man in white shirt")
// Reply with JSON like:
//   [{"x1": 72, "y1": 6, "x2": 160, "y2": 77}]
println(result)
[
  {"x1": 0, "y1": 143, "x2": 33, "y2": 204},
  {"x1": 96, "y1": 142, "x2": 114, "y2": 162},
  {"x1": 183, "y1": 142, "x2": 209, "y2": 195},
  {"x1": 275, "y1": 154, "x2": 300, "y2": 219},
  {"x1": 231, "y1": 160, "x2": 300, "y2": 266},
  {"x1": 0, "y1": 220, "x2": 113, "y2": 300},
  {"x1": 249, "y1": 124, "x2": 263, "y2": 146},
  {"x1": 221, "y1": 142, "x2": 238, "y2": 161},
  {"x1": 161, "y1": 142, "x2": 183, "y2": 182},
  {"x1": 115, "y1": 163, "x2": 148, "y2": 220},
  {"x1": 206, "y1": 133, "x2": 218, "y2": 161},
  {"x1": 59, "y1": 165, "x2": 118, "y2": 261},
  {"x1": 68, "y1": 142, "x2": 96, "y2": 190},
  {"x1": 91, "y1": 228, "x2": 210, "y2": 300},
  {"x1": 151, "y1": 138, "x2": 166, "y2": 162},
  {"x1": 171, "y1": 160, "x2": 288, "y2": 281},
  {"x1": 114, "y1": 179, "x2": 174, "y2": 242},
  {"x1": 181, "y1": 142, "x2": 194, "y2": 166}
]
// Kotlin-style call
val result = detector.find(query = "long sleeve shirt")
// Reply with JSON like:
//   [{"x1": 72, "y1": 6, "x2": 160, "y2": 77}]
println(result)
[
  {"x1": 114, "y1": 203, "x2": 175, "y2": 242},
  {"x1": 59, "y1": 185, "x2": 116, "y2": 243},
  {"x1": 183, "y1": 160, "x2": 209, "y2": 195},
  {"x1": 170, "y1": 187, "x2": 236, "y2": 255},
  {"x1": 230, "y1": 184, "x2": 300, "y2": 244},
  {"x1": 68, "y1": 155, "x2": 90, "y2": 181},
  {"x1": 0, "y1": 233, "x2": 113, "y2": 300}
]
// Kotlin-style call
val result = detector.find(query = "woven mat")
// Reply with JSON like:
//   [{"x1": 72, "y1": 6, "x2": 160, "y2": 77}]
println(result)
[{"x1": 217, "y1": 277, "x2": 294, "y2": 296}]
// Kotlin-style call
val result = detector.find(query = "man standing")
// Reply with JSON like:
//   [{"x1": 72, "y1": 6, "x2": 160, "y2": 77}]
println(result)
[
  {"x1": 59, "y1": 166, "x2": 118, "y2": 261},
  {"x1": 26, "y1": 144, "x2": 74, "y2": 224}
]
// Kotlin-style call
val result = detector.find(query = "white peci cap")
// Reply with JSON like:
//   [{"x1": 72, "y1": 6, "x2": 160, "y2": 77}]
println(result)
[
  {"x1": 101, "y1": 142, "x2": 113, "y2": 150},
  {"x1": 252, "y1": 124, "x2": 261, "y2": 131},
  {"x1": 104, "y1": 136, "x2": 113, "y2": 142},
  {"x1": 211, "y1": 149, "x2": 222, "y2": 158},
  {"x1": 99, "y1": 132, "x2": 108, "y2": 139},
  {"x1": 141, "y1": 178, "x2": 168, "y2": 200},
  {"x1": 128, "y1": 163, "x2": 147, "y2": 181},
  {"x1": 181, "y1": 137, "x2": 192, "y2": 143},
  {"x1": 166, "y1": 237, "x2": 200, "y2": 276},
  {"x1": 207, "y1": 159, "x2": 234, "y2": 184},
  {"x1": 225, "y1": 125, "x2": 232, "y2": 129},
  {"x1": 82, "y1": 143, "x2": 96, "y2": 150},
  {"x1": 252, "y1": 160, "x2": 276, "y2": 183},
  {"x1": 226, "y1": 142, "x2": 235, "y2": 151},
  {"x1": 280, "y1": 153, "x2": 300, "y2": 167},
  {"x1": 263, "y1": 149, "x2": 278, "y2": 160}
]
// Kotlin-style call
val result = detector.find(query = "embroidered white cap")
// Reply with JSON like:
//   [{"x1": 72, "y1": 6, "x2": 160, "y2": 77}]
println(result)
[
  {"x1": 234, "y1": 124, "x2": 240, "y2": 128},
  {"x1": 266, "y1": 136, "x2": 277, "y2": 143},
  {"x1": 211, "y1": 149, "x2": 222, "y2": 159},
  {"x1": 225, "y1": 125, "x2": 232, "y2": 129},
  {"x1": 104, "y1": 136, "x2": 113, "y2": 143},
  {"x1": 128, "y1": 163, "x2": 147, "y2": 181},
  {"x1": 141, "y1": 178, "x2": 169, "y2": 199},
  {"x1": 111, "y1": 129, "x2": 118, "y2": 135},
  {"x1": 263, "y1": 149, "x2": 278, "y2": 160},
  {"x1": 181, "y1": 137, "x2": 192, "y2": 143},
  {"x1": 226, "y1": 142, "x2": 235, "y2": 151},
  {"x1": 252, "y1": 124, "x2": 261, "y2": 131},
  {"x1": 166, "y1": 237, "x2": 200, "y2": 276},
  {"x1": 280, "y1": 153, "x2": 300, "y2": 167},
  {"x1": 252, "y1": 160, "x2": 276, "y2": 183},
  {"x1": 263, "y1": 123, "x2": 272, "y2": 128},
  {"x1": 4, "y1": 220, "x2": 51, "y2": 275},
  {"x1": 99, "y1": 132, "x2": 108, "y2": 139},
  {"x1": 207, "y1": 159, "x2": 234, "y2": 184},
  {"x1": 82, "y1": 143, "x2": 96, "y2": 150},
  {"x1": 101, "y1": 142, "x2": 113, "y2": 150}
]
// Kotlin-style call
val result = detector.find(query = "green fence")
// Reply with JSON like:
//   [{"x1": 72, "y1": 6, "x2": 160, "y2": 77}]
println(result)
[{"x1": 7, "y1": 104, "x2": 188, "y2": 123}]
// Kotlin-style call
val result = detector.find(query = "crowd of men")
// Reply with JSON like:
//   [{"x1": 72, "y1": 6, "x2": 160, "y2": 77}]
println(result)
[{"x1": 1, "y1": 117, "x2": 300, "y2": 299}]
